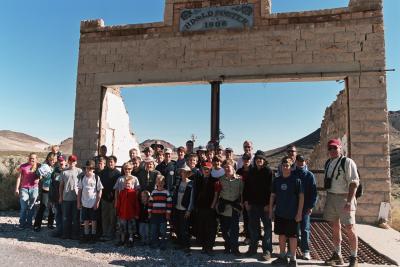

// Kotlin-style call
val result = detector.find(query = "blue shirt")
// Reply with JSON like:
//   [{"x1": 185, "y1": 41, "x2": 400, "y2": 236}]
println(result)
[{"x1": 272, "y1": 174, "x2": 303, "y2": 219}]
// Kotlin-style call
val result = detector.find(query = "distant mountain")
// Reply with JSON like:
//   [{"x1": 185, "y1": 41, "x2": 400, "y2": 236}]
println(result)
[
  {"x1": 139, "y1": 139, "x2": 176, "y2": 151},
  {"x1": 59, "y1": 137, "x2": 73, "y2": 155},
  {"x1": 0, "y1": 130, "x2": 49, "y2": 152}
]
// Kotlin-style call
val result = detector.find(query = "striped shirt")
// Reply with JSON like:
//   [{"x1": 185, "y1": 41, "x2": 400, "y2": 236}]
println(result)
[{"x1": 148, "y1": 189, "x2": 172, "y2": 216}]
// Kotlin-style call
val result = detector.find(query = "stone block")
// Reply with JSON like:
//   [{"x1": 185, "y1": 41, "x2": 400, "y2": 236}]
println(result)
[
  {"x1": 364, "y1": 179, "x2": 391, "y2": 192},
  {"x1": 335, "y1": 31, "x2": 356, "y2": 42},
  {"x1": 349, "y1": 86, "x2": 386, "y2": 100},
  {"x1": 355, "y1": 203, "x2": 379, "y2": 217},
  {"x1": 357, "y1": 167, "x2": 390, "y2": 179},
  {"x1": 292, "y1": 52, "x2": 313, "y2": 64},
  {"x1": 335, "y1": 52, "x2": 354, "y2": 62},
  {"x1": 362, "y1": 121, "x2": 389, "y2": 134},
  {"x1": 351, "y1": 142, "x2": 387, "y2": 155},
  {"x1": 359, "y1": 75, "x2": 385, "y2": 88},
  {"x1": 313, "y1": 51, "x2": 336, "y2": 63},
  {"x1": 357, "y1": 192, "x2": 387, "y2": 204},
  {"x1": 364, "y1": 155, "x2": 390, "y2": 168}
]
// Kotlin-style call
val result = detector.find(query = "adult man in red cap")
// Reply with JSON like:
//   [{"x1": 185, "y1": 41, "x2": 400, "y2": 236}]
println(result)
[{"x1": 323, "y1": 139, "x2": 360, "y2": 267}]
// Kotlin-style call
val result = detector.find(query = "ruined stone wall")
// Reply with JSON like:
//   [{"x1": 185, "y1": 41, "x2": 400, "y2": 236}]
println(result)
[{"x1": 73, "y1": 0, "x2": 389, "y2": 222}]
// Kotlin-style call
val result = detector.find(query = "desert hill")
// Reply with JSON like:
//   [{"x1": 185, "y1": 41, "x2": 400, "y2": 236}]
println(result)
[
  {"x1": 139, "y1": 139, "x2": 176, "y2": 151},
  {"x1": 0, "y1": 130, "x2": 49, "y2": 152}
]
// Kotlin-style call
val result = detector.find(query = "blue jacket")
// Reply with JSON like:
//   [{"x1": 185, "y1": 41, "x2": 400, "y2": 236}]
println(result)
[{"x1": 293, "y1": 166, "x2": 317, "y2": 213}]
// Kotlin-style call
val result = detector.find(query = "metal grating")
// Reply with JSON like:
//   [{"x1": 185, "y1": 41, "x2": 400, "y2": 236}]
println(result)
[{"x1": 298, "y1": 220, "x2": 397, "y2": 265}]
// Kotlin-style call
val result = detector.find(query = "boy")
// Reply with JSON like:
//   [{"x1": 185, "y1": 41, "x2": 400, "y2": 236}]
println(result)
[
  {"x1": 195, "y1": 161, "x2": 218, "y2": 254},
  {"x1": 173, "y1": 164, "x2": 195, "y2": 253},
  {"x1": 139, "y1": 190, "x2": 151, "y2": 245},
  {"x1": 148, "y1": 175, "x2": 172, "y2": 250},
  {"x1": 212, "y1": 161, "x2": 243, "y2": 256},
  {"x1": 77, "y1": 160, "x2": 103, "y2": 243},
  {"x1": 115, "y1": 176, "x2": 140, "y2": 247},
  {"x1": 269, "y1": 157, "x2": 304, "y2": 267},
  {"x1": 59, "y1": 155, "x2": 82, "y2": 239}
]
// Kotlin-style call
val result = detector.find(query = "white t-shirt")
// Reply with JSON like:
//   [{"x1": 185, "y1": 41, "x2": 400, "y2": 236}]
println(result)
[
  {"x1": 78, "y1": 174, "x2": 104, "y2": 208},
  {"x1": 326, "y1": 156, "x2": 359, "y2": 194}
]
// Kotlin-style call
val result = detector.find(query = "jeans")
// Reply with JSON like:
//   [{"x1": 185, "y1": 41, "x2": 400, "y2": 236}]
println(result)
[
  {"x1": 174, "y1": 209, "x2": 190, "y2": 248},
  {"x1": 19, "y1": 187, "x2": 39, "y2": 227},
  {"x1": 248, "y1": 205, "x2": 272, "y2": 253},
  {"x1": 117, "y1": 218, "x2": 136, "y2": 241},
  {"x1": 219, "y1": 209, "x2": 240, "y2": 251},
  {"x1": 139, "y1": 222, "x2": 150, "y2": 244},
  {"x1": 300, "y1": 213, "x2": 311, "y2": 253},
  {"x1": 62, "y1": 200, "x2": 80, "y2": 238},
  {"x1": 150, "y1": 214, "x2": 167, "y2": 249}
]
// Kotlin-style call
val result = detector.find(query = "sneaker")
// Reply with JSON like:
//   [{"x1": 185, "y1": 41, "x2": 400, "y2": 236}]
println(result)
[
  {"x1": 224, "y1": 247, "x2": 231, "y2": 254},
  {"x1": 115, "y1": 240, "x2": 124, "y2": 247},
  {"x1": 325, "y1": 252, "x2": 344, "y2": 266},
  {"x1": 127, "y1": 239, "x2": 134, "y2": 248},
  {"x1": 260, "y1": 251, "x2": 271, "y2": 261},
  {"x1": 232, "y1": 249, "x2": 242, "y2": 257},
  {"x1": 47, "y1": 225, "x2": 55, "y2": 230},
  {"x1": 348, "y1": 256, "x2": 358, "y2": 267},
  {"x1": 303, "y1": 252, "x2": 311, "y2": 260},
  {"x1": 271, "y1": 257, "x2": 288, "y2": 265},
  {"x1": 245, "y1": 248, "x2": 257, "y2": 257},
  {"x1": 79, "y1": 235, "x2": 89, "y2": 244},
  {"x1": 288, "y1": 259, "x2": 298, "y2": 267}
]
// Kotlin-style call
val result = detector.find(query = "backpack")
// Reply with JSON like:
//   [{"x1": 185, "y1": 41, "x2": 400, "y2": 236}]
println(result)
[
  {"x1": 324, "y1": 156, "x2": 363, "y2": 199},
  {"x1": 78, "y1": 173, "x2": 100, "y2": 192}
]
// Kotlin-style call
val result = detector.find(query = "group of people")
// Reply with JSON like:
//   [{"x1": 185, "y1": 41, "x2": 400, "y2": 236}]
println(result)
[{"x1": 14, "y1": 138, "x2": 360, "y2": 267}]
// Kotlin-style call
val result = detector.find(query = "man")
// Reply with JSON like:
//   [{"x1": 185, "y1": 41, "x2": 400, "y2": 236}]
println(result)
[
  {"x1": 293, "y1": 155, "x2": 317, "y2": 260},
  {"x1": 151, "y1": 141, "x2": 164, "y2": 158},
  {"x1": 156, "y1": 148, "x2": 177, "y2": 192},
  {"x1": 276, "y1": 145, "x2": 298, "y2": 177},
  {"x1": 99, "y1": 155, "x2": 121, "y2": 240},
  {"x1": 237, "y1": 140, "x2": 254, "y2": 170},
  {"x1": 155, "y1": 150, "x2": 164, "y2": 167},
  {"x1": 185, "y1": 140, "x2": 194, "y2": 155},
  {"x1": 243, "y1": 151, "x2": 273, "y2": 261},
  {"x1": 224, "y1": 147, "x2": 237, "y2": 170},
  {"x1": 323, "y1": 139, "x2": 359, "y2": 267},
  {"x1": 236, "y1": 153, "x2": 252, "y2": 245},
  {"x1": 215, "y1": 145, "x2": 225, "y2": 161},
  {"x1": 196, "y1": 146, "x2": 207, "y2": 168},
  {"x1": 137, "y1": 158, "x2": 161, "y2": 192},
  {"x1": 94, "y1": 145, "x2": 108, "y2": 167}
]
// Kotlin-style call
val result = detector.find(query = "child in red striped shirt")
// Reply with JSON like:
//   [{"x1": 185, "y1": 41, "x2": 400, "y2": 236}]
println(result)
[{"x1": 148, "y1": 175, "x2": 172, "y2": 250}]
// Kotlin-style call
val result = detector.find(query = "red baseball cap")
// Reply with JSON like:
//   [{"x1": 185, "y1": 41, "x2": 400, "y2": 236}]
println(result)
[
  {"x1": 327, "y1": 139, "x2": 342, "y2": 147},
  {"x1": 201, "y1": 161, "x2": 212, "y2": 169},
  {"x1": 68, "y1": 155, "x2": 78, "y2": 162}
]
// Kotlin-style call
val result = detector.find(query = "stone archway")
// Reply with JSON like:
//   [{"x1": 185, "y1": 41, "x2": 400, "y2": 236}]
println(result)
[{"x1": 73, "y1": 0, "x2": 390, "y2": 222}]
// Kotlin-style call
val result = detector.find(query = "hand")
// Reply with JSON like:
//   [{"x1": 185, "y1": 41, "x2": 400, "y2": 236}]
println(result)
[
  {"x1": 58, "y1": 197, "x2": 63, "y2": 204},
  {"x1": 93, "y1": 202, "x2": 100, "y2": 210},
  {"x1": 269, "y1": 211, "x2": 274, "y2": 221},
  {"x1": 14, "y1": 189, "x2": 19, "y2": 197},
  {"x1": 184, "y1": 211, "x2": 191, "y2": 219},
  {"x1": 263, "y1": 205, "x2": 269, "y2": 213},
  {"x1": 295, "y1": 212, "x2": 302, "y2": 222},
  {"x1": 306, "y1": 208, "x2": 313, "y2": 215},
  {"x1": 77, "y1": 203, "x2": 82, "y2": 210},
  {"x1": 344, "y1": 202, "x2": 352, "y2": 213}
]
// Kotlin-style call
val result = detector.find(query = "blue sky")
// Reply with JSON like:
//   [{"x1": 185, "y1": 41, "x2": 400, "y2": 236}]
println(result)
[{"x1": 0, "y1": 0, "x2": 398, "y2": 152}]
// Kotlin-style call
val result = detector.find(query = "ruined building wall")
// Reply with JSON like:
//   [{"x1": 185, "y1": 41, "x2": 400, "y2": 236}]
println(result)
[{"x1": 73, "y1": 0, "x2": 390, "y2": 223}]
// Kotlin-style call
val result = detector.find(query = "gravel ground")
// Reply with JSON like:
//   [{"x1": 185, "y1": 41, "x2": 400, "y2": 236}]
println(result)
[{"x1": 0, "y1": 211, "x2": 292, "y2": 267}]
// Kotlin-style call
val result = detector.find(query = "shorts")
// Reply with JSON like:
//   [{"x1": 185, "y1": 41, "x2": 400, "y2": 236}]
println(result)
[
  {"x1": 81, "y1": 207, "x2": 98, "y2": 221},
  {"x1": 323, "y1": 193, "x2": 356, "y2": 225},
  {"x1": 274, "y1": 215, "x2": 298, "y2": 238}
]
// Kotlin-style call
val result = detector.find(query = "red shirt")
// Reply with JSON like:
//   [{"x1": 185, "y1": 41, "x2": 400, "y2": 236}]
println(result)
[{"x1": 116, "y1": 188, "x2": 140, "y2": 220}]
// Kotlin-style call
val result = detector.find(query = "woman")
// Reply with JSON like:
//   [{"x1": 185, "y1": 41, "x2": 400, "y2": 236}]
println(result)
[
  {"x1": 15, "y1": 153, "x2": 40, "y2": 229},
  {"x1": 33, "y1": 152, "x2": 57, "y2": 231}
]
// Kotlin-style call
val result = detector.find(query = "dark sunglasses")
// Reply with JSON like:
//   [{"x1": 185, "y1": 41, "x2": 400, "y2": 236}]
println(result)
[{"x1": 328, "y1": 146, "x2": 338, "y2": 151}]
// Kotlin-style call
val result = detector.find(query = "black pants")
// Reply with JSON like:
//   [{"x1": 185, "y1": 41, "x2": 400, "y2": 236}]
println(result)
[
  {"x1": 34, "y1": 191, "x2": 54, "y2": 228},
  {"x1": 197, "y1": 208, "x2": 217, "y2": 250},
  {"x1": 174, "y1": 209, "x2": 191, "y2": 248}
]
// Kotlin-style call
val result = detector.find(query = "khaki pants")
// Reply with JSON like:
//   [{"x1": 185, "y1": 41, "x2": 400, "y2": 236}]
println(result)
[{"x1": 101, "y1": 200, "x2": 116, "y2": 239}]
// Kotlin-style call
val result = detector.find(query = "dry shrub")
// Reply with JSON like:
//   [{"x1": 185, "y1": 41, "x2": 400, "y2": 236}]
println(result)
[{"x1": 0, "y1": 157, "x2": 22, "y2": 210}]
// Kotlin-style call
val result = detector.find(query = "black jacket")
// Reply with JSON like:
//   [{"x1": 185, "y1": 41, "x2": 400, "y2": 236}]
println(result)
[
  {"x1": 243, "y1": 166, "x2": 273, "y2": 206},
  {"x1": 99, "y1": 167, "x2": 121, "y2": 202}
]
